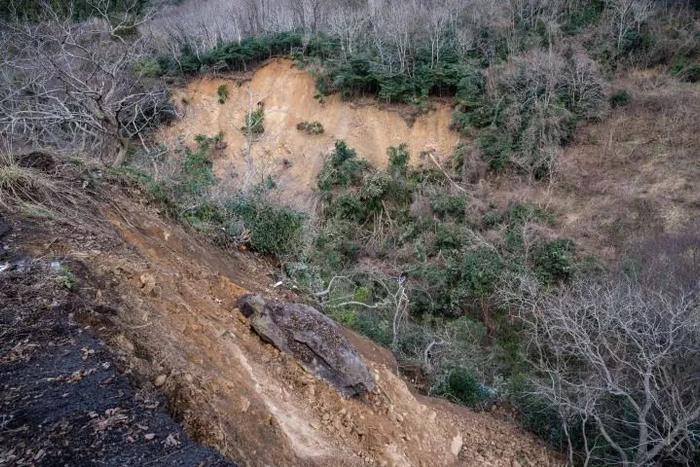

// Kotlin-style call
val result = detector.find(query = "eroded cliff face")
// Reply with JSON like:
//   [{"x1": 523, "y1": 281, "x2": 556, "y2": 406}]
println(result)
[
  {"x1": 160, "y1": 58, "x2": 460, "y2": 209},
  {"x1": 14, "y1": 189, "x2": 559, "y2": 466}
]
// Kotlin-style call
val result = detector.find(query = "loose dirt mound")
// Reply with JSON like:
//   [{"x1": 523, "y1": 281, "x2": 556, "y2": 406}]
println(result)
[
  {"x1": 18, "y1": 191, "x2": 560, "y2": 466},
  {"x1": 161, "y1": 59, "x2": 460, "y2": 209}
]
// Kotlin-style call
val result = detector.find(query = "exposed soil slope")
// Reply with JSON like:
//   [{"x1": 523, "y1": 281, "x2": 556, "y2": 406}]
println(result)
[
  {"x1": 12, "y1": 190, "x2": 561, "y2": 467},
  {"x1": 161, "y1": 59, "x2": 460, "y2": 209},
  {"x1": 0, "y1": 222, "x2": 233, "y2": 467},
  {"x1": 164, "y1": 63, "x2": 697, "y2": 261}
]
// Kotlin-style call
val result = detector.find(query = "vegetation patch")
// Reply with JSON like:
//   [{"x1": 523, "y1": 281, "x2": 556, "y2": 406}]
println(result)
[{"x1": 296, "y1": 120, "x2": 324, "y2": 135}]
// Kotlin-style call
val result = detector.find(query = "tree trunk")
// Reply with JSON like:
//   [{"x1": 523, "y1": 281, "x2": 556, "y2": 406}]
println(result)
[{"x1": 111, "y1": 137, "x2": 128, "y2": 167}]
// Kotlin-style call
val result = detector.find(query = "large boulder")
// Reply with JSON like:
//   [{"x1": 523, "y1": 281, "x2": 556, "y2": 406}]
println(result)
[{"x1": 236, "y1": 294, "x2": 375, "y2": 397}]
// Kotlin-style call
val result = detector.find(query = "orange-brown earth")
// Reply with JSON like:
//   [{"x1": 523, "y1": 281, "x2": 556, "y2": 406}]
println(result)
[
  {"x1": 164, "y1": 62, "x2": 698, "y2": 261},
  {"x1": 19, "y1": 190, "x2": 562, "y2": 467},
  {"x1": 161, "y1": 58, "x2": 460, "y2": 209},
  {"x1": 20, "y1": 59, "x2": 690, "y2": 467}
]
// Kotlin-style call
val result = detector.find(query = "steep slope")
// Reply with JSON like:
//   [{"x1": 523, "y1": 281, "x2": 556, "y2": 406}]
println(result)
[
  {"x1": 161, "y1": 59, "x2": 460, "y2": 209},
  {"x1": 163, "y1": 62, "x2": 698, "y2": 262},
  {"x1": 15, "y1": 189, "x2": 560, "y2": 467},
  {"x1": 481, "y1": 69, "x2": 700, "y2": 261}
]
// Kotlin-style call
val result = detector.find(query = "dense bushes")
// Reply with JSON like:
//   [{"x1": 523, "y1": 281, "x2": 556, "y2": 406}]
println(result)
[
  {"x1": 433, "y1": 367, "x2": 491, "y2": 407},
  {"x1": 157, "y1": 31, "x2": 305, "y2": 74},
  {"x1": 311, "y1": 53, "x2": 487, "y2": 104},
  {"x1": 317, "y1": 141, "x2": 369, "y2": 192},
  {"x1": 225, "y1": 196, "x2": 305, "y2": 256},
  {"x1": 454, "y1": 48, "x2": 608, "y2": 178}
]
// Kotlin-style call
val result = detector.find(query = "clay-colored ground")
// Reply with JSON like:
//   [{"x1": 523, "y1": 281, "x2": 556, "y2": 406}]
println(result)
[
  {"x1": 164, "y1": 63, "x2": 698, "y2": 261},
  {"x1": 21, "y1": 191, "x2": 561, "y2": 467},
  {"x1": 161, "y1": 59, "x2": 460, "y2": 209}
]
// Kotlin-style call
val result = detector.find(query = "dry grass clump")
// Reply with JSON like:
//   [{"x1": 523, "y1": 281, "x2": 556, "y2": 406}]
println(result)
[{"x1": 0, "y1": 152, "x2": 98, "y2": 228}]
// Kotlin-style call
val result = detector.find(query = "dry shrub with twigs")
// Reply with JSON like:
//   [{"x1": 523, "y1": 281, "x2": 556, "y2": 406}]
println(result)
[
  {"x1": 504, "y1": 264, "x2": 700, "y2": 466},
  {"x1": 0, "y1": 4, "x2": 173, "y2": 166}
]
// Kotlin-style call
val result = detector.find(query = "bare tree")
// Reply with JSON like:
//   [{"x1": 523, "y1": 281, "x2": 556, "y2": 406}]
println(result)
[
  {"x1": 327, "y1": 2, "x2": 368, "y2": 59},
  {"x1": 604, "y1": 0, "x2": 654, "y2": 50},
  {"x1": 0, "y1": 2, "x2": 172, "y2": 165},
  {"x1": 505, "y1": 275, "x2": 700, "y2": 466}
]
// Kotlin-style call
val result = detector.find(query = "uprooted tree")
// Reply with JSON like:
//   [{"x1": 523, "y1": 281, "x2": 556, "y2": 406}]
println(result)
[{"x1": 0, "y1": 1, "x2": 172, "y2": 165}]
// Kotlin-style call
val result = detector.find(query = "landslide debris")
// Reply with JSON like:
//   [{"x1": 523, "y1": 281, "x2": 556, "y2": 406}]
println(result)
[{"x1": 236, "y1": 293, "x2": 375, "y2": 397}]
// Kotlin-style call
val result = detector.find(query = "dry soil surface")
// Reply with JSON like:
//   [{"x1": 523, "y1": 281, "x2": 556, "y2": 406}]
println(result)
[
  {"x1": 161, "y1": 59, "x2": 460, "y2": 209},
  {"x1": 11, "y1": 190, "x2": 562, "y2": 467}
]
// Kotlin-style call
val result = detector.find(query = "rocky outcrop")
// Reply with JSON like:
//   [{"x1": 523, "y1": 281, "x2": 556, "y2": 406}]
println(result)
[{"x1": 236, "y1": 294, "x2": 375, "y2": 397}]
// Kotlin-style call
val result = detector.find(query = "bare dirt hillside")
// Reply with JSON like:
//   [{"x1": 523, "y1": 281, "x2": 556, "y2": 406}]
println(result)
[
  {"x1": 161, "y1": 59, "x2": 460, "y2": 209},
  {"x1": 163, "y1": 63, "x2": 697, "y2": 262},
  {"x1": 15, "y1": 190, "x2": 561, "y2": 467}
]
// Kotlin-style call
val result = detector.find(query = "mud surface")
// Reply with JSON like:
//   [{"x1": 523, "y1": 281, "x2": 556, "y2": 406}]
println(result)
[
  {"x1": 0, "y1": 222, "x2": 235, "y2": 467},
  {"x1": 160, "y1": 58, "x2": 461, "y2": 209},
  {"x1": 1, "y1": 189, "x2": 562, "y2": 466}
]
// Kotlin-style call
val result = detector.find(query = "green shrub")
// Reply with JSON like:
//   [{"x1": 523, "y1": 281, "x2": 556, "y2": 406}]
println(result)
[
  {"x1": 317, "y1": 141, "x2": 369, "y2": 191},
  {"x1": 326, "y1": 192, "x2": 366, "y2": 221},
  {"x1": 560, "y1": 0, "x2": 604, "y2": 35},
  {"x1": 433, "y1": 367, "x2": 491, "y2": 407},
  {"x1": 671, "y1": 58, "x2": 700, "y2": 83},
  {"x1": 387, "y1": 144, "x2": 410, "y2": 178},
  {"x1": 242, "y1": 105, "x2": 265, "y2": 135},
  {"x1": 430, "y1": 193, "x2": 467, "y2": 218},
  {"x1": 217, "y1": 84, "x2": 229, "y2": 104},
  {"x1": 460, "y1": 248, "x2": 503, "y2": 299},
  {"x1": 162, "y1": 31, "x2": 305, "y2": 74},
  {"x1": 481, "y1": 210, "x2": 502, "y2": 228},
  {"x1": 176, "y1": 135, "x2": 217, "y2": 198},
  {"x1": 433, "y1": 223, "x2": 465, "y2": 252},
  {"x1": 532, "y1": 238, "x2": 576, "y2": 284},
  {"x1": 225, "y1": 197, "x2": 305, "y2": 256},
  {"x1": 478, "y1": 131, "x2": 512, "y2": 172},
  {"x1": 56, "y1": 265, "x2": 77, "y2": 291},
  {"x1": 360, "y1": 170, "x2": 392, "y2": 209},
  {"x1": 610, "y1": 89, "x2": 631, "y2": 108},
  {"x1": 505, "y1": 202, "x2": 554, "y2": 226},
  {"x1": 348, "y1": 310, "x2": 392, "y2": 346},
  {"x1": 296, "y1": 120, "x2": 324, "y2": 134},
  {"x1": 134, "y1": 58, "x2": 163, "y2": 78}
]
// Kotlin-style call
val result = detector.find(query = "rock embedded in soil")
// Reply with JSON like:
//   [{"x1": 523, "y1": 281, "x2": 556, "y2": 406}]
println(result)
[{"x1": 236, "y1": 294, "x2": 375, "y2": 397}]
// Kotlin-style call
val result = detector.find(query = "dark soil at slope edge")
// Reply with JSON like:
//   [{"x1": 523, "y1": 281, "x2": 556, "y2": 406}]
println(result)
[{"x1": 0, "y1": 217, "x2": 236, "y2": 467}]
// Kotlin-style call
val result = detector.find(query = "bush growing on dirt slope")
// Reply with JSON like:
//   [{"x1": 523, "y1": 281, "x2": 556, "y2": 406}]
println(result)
[
  {"x1": 241, "y1": 104, "x2": 265, "y2": 136},
  {"x1": 225, "y1": 195, "x2": 305, "y2": 257},
  {"x1": 217, "y1": 84, "x2": 229, "y2": 104},
  {"x1": 296, "y1": 120, "x2": 324, "y2": 135},
  {"x1": 455, "y1": 48, "x2": 608, "y2": 178}
]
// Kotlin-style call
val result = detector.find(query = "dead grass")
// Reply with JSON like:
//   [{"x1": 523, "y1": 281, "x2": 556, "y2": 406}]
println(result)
[
  {"x1": 0, "y1": 152, "x2": 103, "y2": 231},
  {"x1": 481, "y1": 71, "x2": 700, "y2": 263}
]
